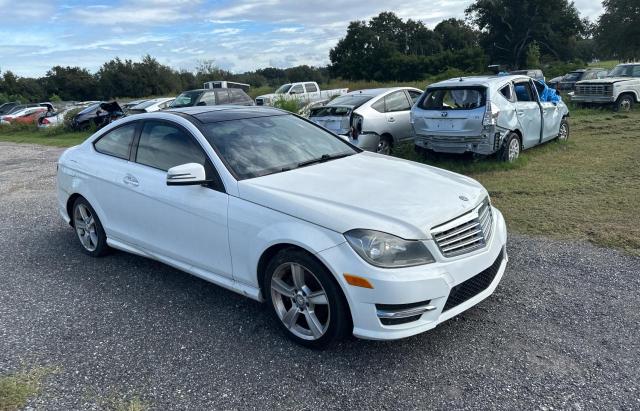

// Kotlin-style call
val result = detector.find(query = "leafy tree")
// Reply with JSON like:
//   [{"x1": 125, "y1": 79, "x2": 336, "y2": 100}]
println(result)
[
  {"x1": 596, "y1": 0, "x2": 640, "y2": 61},
  {"x1": 525, "y1": 41, "x2": 541, "y2": 67},
  {"x1": 435, "y1": 19, "x2": 478, "y2": 51},
  {"x1": 466, "y1": 0, "x2": 585, "y2": 68},
  {"x1": 44, "y1": 66, "x2": 97, "y2": 101}
]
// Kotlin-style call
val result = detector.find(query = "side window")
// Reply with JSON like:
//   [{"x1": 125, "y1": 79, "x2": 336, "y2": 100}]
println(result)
[
  {"x1": 201, "y1": 92, "x2": 216, "y2": 105},
  {"x1": 499, "y1": 84, "x2": 513, "y2": 101},
  {"x1": 371, "y1": 98, "x2": 385, "y2": 113},
  {"x1": 533, "y1": 80, "x2": 545, "y2": 98},
  {"x1": 216, "y1": 90, "x2": 230, "y2": 104},
  {"x1": 597, "y1": 70, "x2": 607, "y2": 78},
  {"x1": 94, "y1": 123, "x2": 137, "y2": 160},
  {"x1": 514, "y1": 82, "x2": 535, "y2": 102},
  {"x1": 632, "y1": 66, "x2": 640, "y2": 77},
  {"x1": 305, "y1": 83, "x2": 318, "y2": 93},
  {"x1": 290, "y1": 84, "x2": 304, "y2": 94},
  {"x1": 136, "y1": 121, "x2": 208, "y2": 172},
  {"x1": 229, "y1": 89, "x2": 251, "y2": 103},
  {"x1": 407, "y1": 90, "x2": 422, "y2": 104},
  {"x1": 384, "y1": 91, "x2": 411, "y2": 112}
]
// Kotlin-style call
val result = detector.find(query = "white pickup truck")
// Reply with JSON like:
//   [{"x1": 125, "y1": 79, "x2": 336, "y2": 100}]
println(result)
[
  {"x1": 255, "y1": 81, "x2": 348, "y2": 107},
  {"x1": 572, "y1": 63, "x2": 640, "y2": 112}
]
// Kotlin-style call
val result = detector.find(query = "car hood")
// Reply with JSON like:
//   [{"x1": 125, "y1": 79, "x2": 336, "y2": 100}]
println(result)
[
  {"x1": 237, "y1": 152, "x2": 488, "y2": 239},
  {"x1": 576, "y1": 77, "x2": 638, "y2": 84}
]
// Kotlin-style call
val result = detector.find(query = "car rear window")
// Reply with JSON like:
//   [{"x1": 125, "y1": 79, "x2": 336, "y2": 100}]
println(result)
[{"x1": 418, "y1": 87, "x2": 486, "y2": 110}]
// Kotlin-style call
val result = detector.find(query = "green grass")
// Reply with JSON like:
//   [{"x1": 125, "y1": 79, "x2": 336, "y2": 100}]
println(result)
[
  {"x1": 0, "y1": 124, "x2": 90, "y2": 147},
  {"x1": 0, "y1": 367, "x2": 56, "y2": 411},
  {"x1": 393, "y1": 109, "x2": 640, "y2": 254},
  {"x1": 1, "y1": 109, "x2": 638, "y2": 254}
]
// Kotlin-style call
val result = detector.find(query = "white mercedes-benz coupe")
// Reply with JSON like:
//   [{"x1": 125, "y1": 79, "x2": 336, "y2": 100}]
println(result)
[{"x1": 57, "y1": 106, "x2": 508, "y2": 348}]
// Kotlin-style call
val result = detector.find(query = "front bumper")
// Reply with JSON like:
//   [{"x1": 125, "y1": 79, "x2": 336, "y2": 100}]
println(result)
[
  {"x1": 317, "y1": 207, "x2": 508, "y2": 340},
  {"x1": 571, "y1": 95, "x2": 615, "y2": 103}
]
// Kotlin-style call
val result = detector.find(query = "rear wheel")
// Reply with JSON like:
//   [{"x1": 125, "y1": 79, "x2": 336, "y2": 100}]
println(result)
[
  {"x1": 72, "y1": 197, "x2": 110, "y2": 257},
  {"x1": 498, "y1": 132, "x2": 521, "y2": 163},
  {"x1": 376, "y1": 135, "x2": 392, "y2": 155},
  {"x1": 615, "y1": 94, "x2": 634, "y2": 112},
  {"x1": 265, "y1": 249, "x2": 350, "y2": 349}
]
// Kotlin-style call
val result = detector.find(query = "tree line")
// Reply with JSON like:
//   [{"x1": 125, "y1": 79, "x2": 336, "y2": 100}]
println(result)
[{"x1": 0, "y1": 0, "x2": 637, "y2": 104}]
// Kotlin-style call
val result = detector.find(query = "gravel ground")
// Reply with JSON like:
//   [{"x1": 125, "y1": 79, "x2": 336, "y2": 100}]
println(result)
[{"x1": 0, "y1": 141, "x2": 639, "y2": 410}]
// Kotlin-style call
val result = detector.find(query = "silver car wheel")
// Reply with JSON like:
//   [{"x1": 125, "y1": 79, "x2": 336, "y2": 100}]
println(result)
[
  {"x1": 508, "y1": 138, "x2": 520, "y2": 162},
  {"x1": 377, "y1": 139, "x2": 391, "y2": 155},
  {"x1": 74, "y1": 203, "x2": 98, "y2": 252},
  {"x1": 270, "y1": 262, "x2": 330, "y2": 341},
  {"x1": 558, "y1": 123, "x2": 569, "y2": 141},
  {"x1": 619, "y1": 97, "x2": 632, "y2": 112}
]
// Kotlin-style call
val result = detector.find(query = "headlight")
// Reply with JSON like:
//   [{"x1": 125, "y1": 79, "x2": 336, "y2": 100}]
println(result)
[{"x1": 344, "y1": 229, "x2": 435, "y2": 268}]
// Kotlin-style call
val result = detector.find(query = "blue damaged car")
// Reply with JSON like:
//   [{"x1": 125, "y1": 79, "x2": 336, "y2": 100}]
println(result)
[{"x1": 411, "y1": 75, "x2": 569, "y2": 162}]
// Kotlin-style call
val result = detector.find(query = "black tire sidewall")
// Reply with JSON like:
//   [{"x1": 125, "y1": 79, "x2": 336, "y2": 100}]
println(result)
[
  {"x1": 264, "y1": 249, "x2": 351, "y2": 349},
  {"x1": 72, "y1": 197, "x2": 110, "y2": 257},
  {"x1": 558, "y1": 119, "x2": 570, "y2": 141}
]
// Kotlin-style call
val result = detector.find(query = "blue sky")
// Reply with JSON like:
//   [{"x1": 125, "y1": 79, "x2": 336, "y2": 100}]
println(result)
[{"x1": 0, "y1": 0, "x2": 604, "y2": 77}]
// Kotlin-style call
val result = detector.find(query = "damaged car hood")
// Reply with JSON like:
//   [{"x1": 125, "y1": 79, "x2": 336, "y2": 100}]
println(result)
[{"x1": 237, "y1": 152, "x2": 487, "y2": 239}]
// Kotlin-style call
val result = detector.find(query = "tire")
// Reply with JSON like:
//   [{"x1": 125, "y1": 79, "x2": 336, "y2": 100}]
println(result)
[
  {"x1": 264, "y1": 248, "x2": 351, "y2": 349},
  {"x1": 556, "y1": 118, "x2": 570, "y2": 141},
  {"x1": 376, "y1": 135, "x2": 392, "y2": 155},
  {"x1": 72, "y1": 197, "x2": 110, "y2": 257},
  {"x1": 615, "y1": 94, "x2": 634, "y2": 112},
  {"x1": 498, "y1": 132, "x2": 521, "y2": 163}
]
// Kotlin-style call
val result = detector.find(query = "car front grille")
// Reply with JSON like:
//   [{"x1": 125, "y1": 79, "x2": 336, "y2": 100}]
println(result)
[
  {"x1": 575, "y1": 84, "x2": 613, "y2": 96},
  {"x1": 431, "y1": 198, "x2": 493, "y2": 258},
  {"x1": 443, "y1": 249, "x2": 504, "y2": 312}
]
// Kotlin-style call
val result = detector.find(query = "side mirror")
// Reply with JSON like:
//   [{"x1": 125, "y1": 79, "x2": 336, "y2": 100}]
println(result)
[{"x1": 166, "y1": 163, "x2": 207, "y2": 186}]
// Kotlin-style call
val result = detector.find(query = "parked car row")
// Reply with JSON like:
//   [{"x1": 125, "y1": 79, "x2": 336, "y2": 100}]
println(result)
[{"x1": 571, "y1": 63, "x2": 640, "y2": 112}]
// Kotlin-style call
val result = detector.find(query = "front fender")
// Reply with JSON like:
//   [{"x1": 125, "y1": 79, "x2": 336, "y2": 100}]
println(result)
[{"x1": 227, "y1": 196, "x2": 346, "y2": 290}]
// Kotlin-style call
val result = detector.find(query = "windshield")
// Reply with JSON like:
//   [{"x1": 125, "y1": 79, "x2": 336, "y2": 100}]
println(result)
[
  {"x1": 563, "y1": 72, "x2": 582, "y2": 81},
  {"x1": 202, "y1": 114, "x2": 357, "y2": 179},
  {"x1": 327, "y1": 94, "x2": 373, "y2": 108},
  {"x1": 171, "y1": 91, "x2": 202, "y2": 108},
  {"x1": 419, "y1": 87, "x2": 486, "y2": 110},
  {"x1": 309, "y1": 106, "x2": 352, "y2": 117},
  {"x1": 608, "y1": 65, "x2": 639, "y2": 77},
  {"x1": 78, "y1": 103, "x2": 100, "y2": 115},
  {"x1": 275, "y1": 84, "x2": 292, "y2": 94}
]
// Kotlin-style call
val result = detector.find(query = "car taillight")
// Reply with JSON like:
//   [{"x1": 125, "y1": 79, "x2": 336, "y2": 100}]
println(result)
[{"x1": 483, "y1": 101, "x2": 500, "y2": 126}]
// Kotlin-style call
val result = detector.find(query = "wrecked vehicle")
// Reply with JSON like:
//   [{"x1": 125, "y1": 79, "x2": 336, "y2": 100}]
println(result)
[
  {"x1": 170, "y1": 88, "x2": 254, "y2": 108},
  {"x1": 308, "y1": 87, "x2": 423, "y2": 154},
  {"x1": 549, "y1": 68, "x2": 608, "y2": 91},
  {"x1": 255, "y1": 82, "x2": 348, "y2": 107},
  {"x1": 412, "y1": 75, "x2": 569, "y2": 162},
  {"x1": 572, "y1": 63, "x2": 640, "y2": 112},
  {"x1": 71, "y1": 101, "x2": 125, "y2": 130}
]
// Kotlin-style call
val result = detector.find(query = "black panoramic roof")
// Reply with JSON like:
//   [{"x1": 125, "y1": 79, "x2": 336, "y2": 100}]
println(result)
[{"x1": 166, "y1": 106, "x2": 287, "y2": 123}]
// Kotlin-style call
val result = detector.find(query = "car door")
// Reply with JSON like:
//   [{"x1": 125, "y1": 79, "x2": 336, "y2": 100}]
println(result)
[
  {"x1": 533, "y1": 80, "x2": 562, "y2": 142},
  {"x1": 383, "y1": 90, "x2": 413, "y2": 142},
  {"x1": 122, "y1": 119, "x2": 232, "y2": 278},
  {"x1": 89, "y1": 121, "x2": 140, "y2": 243},
  {"x1": 304, "y1": 83, "x2": 320, "y2": 100},
  {"x1": 512, "y1": 80, "x2": 542, "y2": 148},
  {"x1": 199, "y1": 91, "x2": 217, "y2": 106}
]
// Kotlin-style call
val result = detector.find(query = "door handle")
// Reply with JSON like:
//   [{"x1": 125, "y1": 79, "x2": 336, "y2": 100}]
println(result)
[{"x1": 123, "y1": 174, "x2": 139, "y2": 187}]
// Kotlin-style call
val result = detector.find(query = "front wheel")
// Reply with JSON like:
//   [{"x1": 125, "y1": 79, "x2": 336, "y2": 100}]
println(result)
[
  {"x1": 376, "y1": 136, "x2": 392, "y2": 155},
  {"x1": 72, "y1": 197, "x2": 110, "y2": 257},
  {"x1": 615, "y1": 94, "x2": 634, "y2": 112},
  {"x1": 557, "y1": 118, "x2": 570, "y2": 141},
  {"x1": 265, "y1": 249, "x2": 351, "y2": 349},
  {"x1": 498, "y1": 132, "x2": 521, "y2": 163}
]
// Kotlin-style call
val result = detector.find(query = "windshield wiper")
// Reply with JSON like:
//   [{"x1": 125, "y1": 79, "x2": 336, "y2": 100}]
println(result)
[{"x1": 297, "y1": 153, "x2": 353, "y2": 168}]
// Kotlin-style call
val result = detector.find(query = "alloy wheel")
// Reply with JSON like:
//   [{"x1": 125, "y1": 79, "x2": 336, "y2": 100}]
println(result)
[
  {"x1": 558, "y1": 123, "x2": 569, "y2": 141},
  {"x1": 377, "y1": 139, "x2": 391, "y2": 155},
  {"x1": 619, "y1": 97, "x2": 632, "y2": 112},
  {"x1": 74, "y1": 203, "x2": 98, "y2": 252},
  {"x1": 508, "y1": 138, "x2": 520, "y2": 162},
  {"x1": 270, "y1": 262, "x2": 330, "y2": 341}
]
